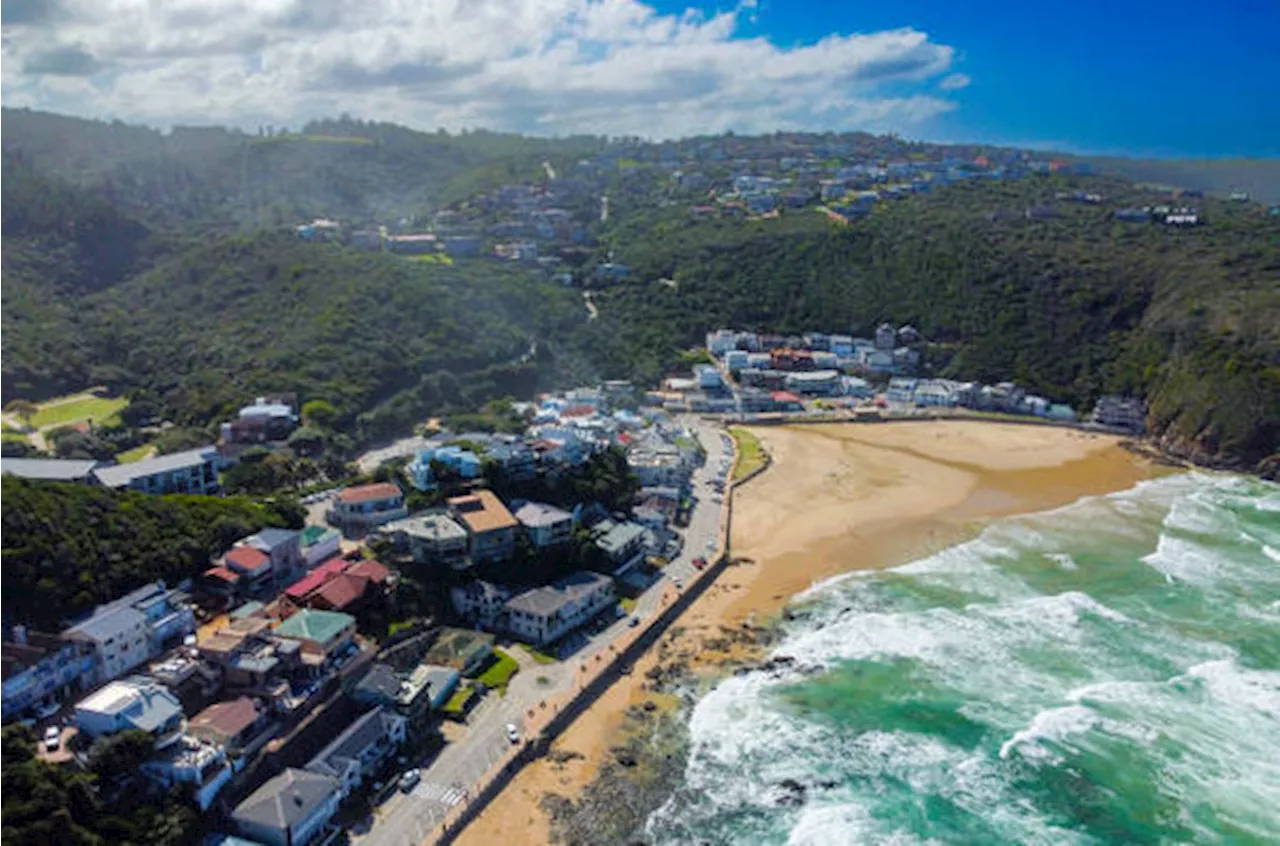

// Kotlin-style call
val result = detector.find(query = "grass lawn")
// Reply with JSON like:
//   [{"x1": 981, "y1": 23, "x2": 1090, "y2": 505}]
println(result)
[
  {"x1": 1, "y1": 431, "x2": 29, "y2": 445},
  {"x1": 728, "y1": 426, "x2": 767, "y2": 482},
  {"x1": 518, "y1": 644, "x2": 558, "y2": 665},
  {"x1": 476, "y1": 648, "x2": 520, "y2": 694},
  {"x1": 115, "y1": 443, "x2": 154, "y2": 463},
  {"x1": 30, "y1": 395, "x2": 128, "y2": 429},
  {"x1": 619, "y1": 597, "x2": 637, "y2": 614},
  {"x1": 407, "y1": 253, "x2": 454, "y2": 265},
  {"x1": 442, "y1": 685, "x2": 476, "y2": 716}
]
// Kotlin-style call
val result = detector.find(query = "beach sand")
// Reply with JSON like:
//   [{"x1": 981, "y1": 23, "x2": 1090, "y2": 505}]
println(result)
[{"x1": 456, "y1": 421, "x2": 1159, "y2": 845}]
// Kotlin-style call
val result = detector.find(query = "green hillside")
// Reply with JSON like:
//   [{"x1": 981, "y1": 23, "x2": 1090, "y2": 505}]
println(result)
[{"x1": 583, "y1": 175, "x2": 1280, "y2": 470}]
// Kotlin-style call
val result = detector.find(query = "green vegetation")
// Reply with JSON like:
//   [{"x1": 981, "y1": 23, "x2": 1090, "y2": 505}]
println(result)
[
  {"x1": 476, "y1": 648, "x2": 520, "y2": 695},
  {"x1": 28, "y1": 394, "x2": 128, "y2": 429},
  {"x1": 518, "y1": 644, "x2": 559, "y2": 665},
  {"x1": 1, "y1": 724, "x2": 202, "y2": 846},
  {"x1": 1, "y1": 476, "x2": 302, "y2": 629},
  {"x1": 729, "y1": 427, "x2": 768, "y2": 482},
  {"x1": 114, "y1": 443, "x2": 155, "y2": 463},
  {"x1": 619, "y1": 597, "x2": 638, "y2": 614},
  {"x1": 442, "y1": 685, "x2": 476, "y2": 716}
]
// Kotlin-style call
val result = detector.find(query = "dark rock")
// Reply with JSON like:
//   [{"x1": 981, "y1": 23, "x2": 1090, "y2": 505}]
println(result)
[
  {"x1": 775, "y1": 778, "x2": 807, "y2": 807},
  {"x1": 643, "y1": 700, "x2": 658, "y2": 712},
  {"x1": 613, "y1": 747, "x2": 638, "y2": 767}
]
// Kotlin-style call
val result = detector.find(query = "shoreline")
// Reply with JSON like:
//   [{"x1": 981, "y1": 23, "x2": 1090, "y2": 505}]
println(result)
[{"x1": 455, "y1": 421, "x2": 1165, "y2": 845}]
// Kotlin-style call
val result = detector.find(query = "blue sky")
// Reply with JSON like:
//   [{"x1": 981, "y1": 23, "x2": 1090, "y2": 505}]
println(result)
[
  {"x1": 2, "y1": 0, "x2": 1277, "y2": 156},
  {"x1": 703, "y1": 0, "x2": 1280, "y2": 157}
]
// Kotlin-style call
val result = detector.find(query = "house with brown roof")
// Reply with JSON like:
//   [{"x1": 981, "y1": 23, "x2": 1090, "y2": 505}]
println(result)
[
  {"x1": 447, "y1": 490, "x2": 518, "y2": 564},
  {"x1": 327, "y1": 483, "x2": 408, "y2": 538},
  {"x1": 188, "y1": 696, "x2": 269, "y2": 752},
  {"x1": 308, "y1": 573, "x2": 370, "y2": 614}
]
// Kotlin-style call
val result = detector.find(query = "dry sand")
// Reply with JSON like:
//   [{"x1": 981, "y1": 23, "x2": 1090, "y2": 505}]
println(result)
[{"x1": 456, "y1": 421, "x2": 1160, "y2": 846}]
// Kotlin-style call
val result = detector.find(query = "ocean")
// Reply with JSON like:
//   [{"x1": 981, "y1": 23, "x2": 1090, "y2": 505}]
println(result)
[{"x1": 644, "y1": 472, "x2": 1280, "y2": 845}]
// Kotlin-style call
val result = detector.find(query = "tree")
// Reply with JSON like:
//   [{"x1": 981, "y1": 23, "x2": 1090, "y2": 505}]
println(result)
[
  {"x1": 300, "y1": 399, "x2": 338, "y2": 429},
  {"x1": 5, "y1": 398, "x2": 38, "y2": 429},
  {"x1": 287, "y1": 425, "x2": 327, "y2": 457},
  {"x1": 88, "y1": 729, "x2": 154, "y2": 782}
]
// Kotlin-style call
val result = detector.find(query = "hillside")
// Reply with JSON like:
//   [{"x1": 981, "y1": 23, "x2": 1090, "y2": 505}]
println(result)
[
  {"x1": 0, "y1": 108, "x2": 605, "y2": 227},
  {"x1": 584, "y1": 174, "x2": 1280, "y2": 470}
]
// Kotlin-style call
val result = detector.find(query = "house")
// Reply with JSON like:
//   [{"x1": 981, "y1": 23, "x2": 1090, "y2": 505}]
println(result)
[
  {"x1": 406, "y1": 444, "x2": 483, "y2": 491},
  {"x1": 693, "y1": 364, "x2": 726, "y2": 391},
  {"x1": 724, "y1": 350, "x2": 749, "y2": 372},
  {"x1": 385, "y1": 233, "x2": 438, "y2": 255},
  {"x1": 188, "y1": 696, "x2": 268, "y2": 752},
  {"x1": 73, "y1": 677, "x2": 184, "y2": 745},
  {"x1": 447, "y1": 490, "x2": 518, "y2": 564},
  {"x1": 913, "y1": 380, "x2": 961, "y2": 407},
  {"x1": 886, "y1": 378, "x2": 920, "y2": 404},
  {"x1": 225, "y1": 398, "x2": 298, "y2": 443},
  {"x1": 356, "y1": 662, "x2": 460, "y2": 719},
  {"x1": 64, "y1": 582, "x2": 195, "y2": 684},
  {"x1": 1113, "y1": 208, "x2": 1151, "y2": 223},
  {"x1": 503, "y1": 571, "x2": 617, "y2": 646},
  {"x1": 1, "y1": 627, "x2": 98, "y2": 722},
  {"x1": 273, "y1": 609, "x2": 357, "y2": 665},
  {"x1": 441, "y1": 235, "x2": 482, "y2": 257},
  {"x1": 875, "y1": 323, "x2": 896, "y2": 351},
  {"x1": 785, "y1": 370, "x2": 841, "y2": 396},
  {"x1": 328, "y1": 483, "x2": 408, "y2": 538},
  {"x1": 93, "y1": 447, "x2": 220, "y2": 495},
  {"x1": 829, "y1": 335, "x2": 854, "y2": 357},
  {"x1": 305, "y1": 707, "x2": 407, "y2": 799},
  {"x1": 232, "y1": 768, "x2": 341, "y2": 846},
  {"x1": 144, "y1": 732, "x2": 233, "y2": 810},
  {"x1": 221, "y1": 546, "x2": 275, "y2": 595},
  {"x1": 284, "y1": 557, "x2": 354, "y2": 604},
  {"x1": 594, "y1": 520, "x2": 648, "y2": 575},
  {"x1": 1091, "y1": 395, "x2": 1146, "y2": 432},
  {"x1": 513, "y1": 501, "x2": 575, "y2": 548},
  {"x1": 308, "y1": 573, "x2": 371, "y2": 614},
  {"x1": 299, "y1": 526, "x2": 341, "y2": 568},
  {"x1": 450, "y1": 581, "x2": 514, "y2": 629},
  {"x1": 0, "y1": 457, "x2": 102, "y2": 484},
  {"x1": 423, "y1": 628, "x2": 495, "y2": 676},
  {"x1": 488, "y1": 442, "x2": 537, "y2": 482},
  {"x1": 379, "y1": 513, "x2": 469, "y2": 568}
]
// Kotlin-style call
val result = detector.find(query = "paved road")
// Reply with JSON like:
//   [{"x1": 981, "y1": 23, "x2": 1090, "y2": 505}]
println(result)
[{"x1": 351, "y1": 418, "x2": 729, "y2": 846}]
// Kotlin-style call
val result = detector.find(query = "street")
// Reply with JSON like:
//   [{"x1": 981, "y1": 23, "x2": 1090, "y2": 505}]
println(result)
[{"x1": 351, "y1": 416, "x2": 730, "y2": 846}]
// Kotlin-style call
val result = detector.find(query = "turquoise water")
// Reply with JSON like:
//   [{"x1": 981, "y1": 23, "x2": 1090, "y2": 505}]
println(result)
[{"x1": 646, "y1": 473, "x2": 1280, "y2": 845}]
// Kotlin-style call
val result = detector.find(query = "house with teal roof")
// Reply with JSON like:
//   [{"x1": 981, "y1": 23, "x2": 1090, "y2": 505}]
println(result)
[{"x1": 274, "y1": 609, "x2": 356, "y2": 664}]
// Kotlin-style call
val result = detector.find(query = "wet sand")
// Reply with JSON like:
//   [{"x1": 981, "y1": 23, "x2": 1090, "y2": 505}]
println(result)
[{"x1": 456, "y1": 421, "x2": 1160, "y2": 845}]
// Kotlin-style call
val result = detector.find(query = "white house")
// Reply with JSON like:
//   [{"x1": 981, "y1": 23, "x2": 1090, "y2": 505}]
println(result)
[
  {"x1": 64, "y1": 582, "x2": 195, "y2": 684},
  {"x1": 144, "y1": 734, "x2": 233, "y2": 810},
  {"x1": 450, "y1": 581, "x2": 513, "y2": 629},
  {"x1": 233, "y1": 768, "x2": 341, "y2": 846},
  {"x1": 73, "y1": 677, "x2": 184, "y2": 745},
  {"x1": 305, "y1": 707, "x2": 407, "y2": 799},
  {"x1": 886, "y1": 378, "x2": 920, "y2": 404},
  {"x1": 503, "y1": 572, "x2": 616, "y2": 646},
  {"x1": 693, "y1": 364, "x2": 725, "y2": 390}
]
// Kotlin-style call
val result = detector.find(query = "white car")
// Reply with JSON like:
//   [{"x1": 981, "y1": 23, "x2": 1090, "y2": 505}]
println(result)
[
  {"x1": 399, "y1": 769, "x2": 421, "y2": 792},
  {"x1": 43, "y1": 726, "x2": 60, "y2": 752},
  {"x1": 673, "y1": 577, "x2": 683, "y2": 589},
  {"x1": 505, "y1": 723, "x2": 521, "y2": 744}
]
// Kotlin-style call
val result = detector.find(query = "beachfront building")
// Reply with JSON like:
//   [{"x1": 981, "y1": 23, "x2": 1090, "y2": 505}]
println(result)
[
  {"x1": 593, "y1": 520, "x2": 649, "y2": 575},
  {"x1": 1, "y1": 628, "x2": 99, "y2": 722},
  {"x1": 1091, "y1": 395, "x2": 1146, "y2": 432},
  {"x1": 232, "y1": 768, "x2": 341, "y2": 846},
  {"x1": 304, "y1": 707, "x2": 407, "y2": 799},
  {"x1": 502, "y1": 572, "x2": 616, "y2": 646}
]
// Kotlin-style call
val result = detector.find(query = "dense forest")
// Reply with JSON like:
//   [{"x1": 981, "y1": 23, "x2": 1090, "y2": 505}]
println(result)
[{"x1": 0, "y1": 477, "x2": 302, "y2": 629}]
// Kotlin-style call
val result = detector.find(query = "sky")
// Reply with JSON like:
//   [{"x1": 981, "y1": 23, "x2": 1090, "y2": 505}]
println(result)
[{"x1": 2, "y1": 0, "x2": 1278, "y2": 157}]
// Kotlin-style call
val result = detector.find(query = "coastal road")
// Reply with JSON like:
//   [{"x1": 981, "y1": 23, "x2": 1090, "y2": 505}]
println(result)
[{"x1": 351, "y1": 418, "x2": 729, "y2": 846}]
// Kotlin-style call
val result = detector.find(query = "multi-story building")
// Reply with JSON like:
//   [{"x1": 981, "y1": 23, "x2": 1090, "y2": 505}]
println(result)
[
  {"x1": 449, "y1": 581, "x2": 513, "y2": 629},
  {"x1": 304, "y1": 707, "x2": 407, "y2": 799},
  {"x1": 327, "y1": 483, "x2": 408, "y2": 538},
  {"x1": 594, "y1": 520, "x2": 649, "y2": 575},
  {"x1": 1091, "y1": 395, "x2": 1146, "y2": 432},
  {"x1": 92, "y1": 447, "x2": 220, "y2": 495},
  {"x1": 503, "y1": 571, "x2": 617, "y2": 646},
  {"x1": 73, "y1": 677, "x2": 184, "y2": 745},
  {"x1": 1, "y1": 627, "x2": 98, "y2": 722},
  {"x1": 63, "y1": 581, "x2": 195, "y2": 685},
  {"x1": 513, "y1": 501, "x2": 575, "y2": 549},
  {"x1": 447, "y1": 490, "x2": 518, "y2": 564},
  {"x1": 379, "y1": 513, "x2": 470, "y2": 568},
  {"x1": 232, "y1": 768, "x2": 341, "y2": 846},
  {"x1": 143, "y1": 733, "x2": 234, "y2": 810}
]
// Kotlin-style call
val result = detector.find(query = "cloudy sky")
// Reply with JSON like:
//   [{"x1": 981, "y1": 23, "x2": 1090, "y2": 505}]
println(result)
[{"x1": 3, "y1": 0, "x2": 1278, "y2": 155}]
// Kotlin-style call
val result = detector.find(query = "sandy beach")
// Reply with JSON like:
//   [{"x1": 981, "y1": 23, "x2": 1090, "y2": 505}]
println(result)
[{"x1": 456, "y1": 421, "x2": 1160, "y2": 845}]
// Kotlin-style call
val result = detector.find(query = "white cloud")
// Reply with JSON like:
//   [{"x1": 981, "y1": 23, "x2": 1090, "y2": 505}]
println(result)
[{"x1": 1, "y1": 0, "x2": 965, "y2": 137}]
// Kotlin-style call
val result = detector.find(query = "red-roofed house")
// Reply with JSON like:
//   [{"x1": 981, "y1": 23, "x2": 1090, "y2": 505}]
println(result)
[
  {"x1": 201, "y1": 566, "x2": 242, "y2": 602},
  {"x1": 327, "y1": 484, "x2": 408, "y2": 538},
  {"x1": 308, "y1": 573, "x2": 370, "y2": 613},
  {"x1": 284, "y1": 558, "x2": 351, "y2": 601},
  {"x1": 224, "y1": 546, "x2": 273, "y2": 592},
  {"x1": 770, "y1": 391, "x2": 803, "y2": 410},
  {"x1": 559, "y1": 405, "x2": 596, "y2": 419},
  {"x1": 345, "y1": 559, "x2": 392, "y2": 588}
]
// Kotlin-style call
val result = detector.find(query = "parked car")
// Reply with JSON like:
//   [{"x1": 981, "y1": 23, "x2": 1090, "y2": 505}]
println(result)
[
  {"x1": 629, "y1": 616, "x2": 641, "y2": 628},
  {"x1": 692, "y1": 557, "x2": 707, "y2": 570},
  {"x1": 43, "y1": 726, "x2": 60, "y2": 752},
  {"x1": 505, "y1": 723, "x2": 521, "y2": 744},
  {"x1": 399, "y1": 769, "x2": 421, "y2": 792},
  {"x1": 673, "y1": 577, "x2": 683, "y2": 589}
]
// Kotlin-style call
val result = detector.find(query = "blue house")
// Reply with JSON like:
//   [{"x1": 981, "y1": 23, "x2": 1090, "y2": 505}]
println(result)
[{"x1": 408, "y1": 445, "x2": 483, "y2": 491}]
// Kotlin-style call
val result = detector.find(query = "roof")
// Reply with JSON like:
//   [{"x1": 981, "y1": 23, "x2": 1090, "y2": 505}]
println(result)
[
  {"x1": 2, "y1": 631, "x2": 71, "y2": 681},
  {"x1": 233, "y1": 768, "x2": 339, "y2": 832},
  {"x1": 284, "y1": 558, "x2": 351, "y2": 599},
  {"x1": 337, "y1": 483, "x2": 402, "y2": 505},
  {"x1": 311, "y1": 573, "x2": 369, "y2": 611},
  {"x1": 229, "y1": 600, "x2": 264, "y2": 619},
  {"x1": 307, "y1": 707, "x2": 403, "y2": 779},
  {"x1": 190, "y1": 696, "x2": 259, "y2": 741},
  {"x1": 771, "y1": 391, "x2": 802, "y2": 403},
  {"x1": 353, "y1": 663, "x2": 401, "y2": 703},
  {"x1": 345, "y1": 559, "x2": 392, "y2": 585},
  {"x1": 425, "y1": 627, "x2": 495, "y2": 668},
  {"x1": 384, "y1": 513, "x2": 469, "y2": 543},
  {"x1": 274, "y1": 609, "x2": 354, "y2": 644},
  {"x1": 0, "y1": 458, "x2": 100, "y2": 481},
  {"x1": 204, "y1": 566, "x2": 242, "y2": 584},
  {"x1": 447, "y1": 489, "x2": 517, "y2": 535},
  {"x1": 505, "y1": 571, "x2": 614, "y2": 617},
  {"x1": 299, "y1": 526, "x2": 337, "y2": 547},
  {"x1": 595, "y1": 521, "x2": 647, "y2": 556},
  {"x1": 247, "y1": 528, "x2": 299, "y2": 551},
  {"x1": 225, "y1": 546, "x2": 271, "y2": 574},
  {"x1": 65, "y1": 604, "x2": 147, "y2": 643},
  {"x1": 412, "y1": 664, "x2": 459, "y2": 705},
  {"x1": 92, "y1": 446, "x2": 217, "y2": 488},
  {"x1": 513, "y1": 501, "x2": 573, "y2": 529},
  {"x1": 76, "y1": 678, "x2": 182, "y2": 733}
]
